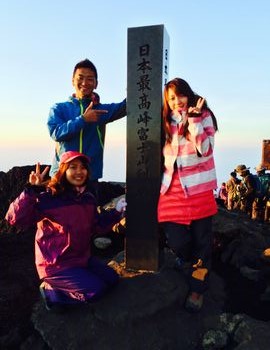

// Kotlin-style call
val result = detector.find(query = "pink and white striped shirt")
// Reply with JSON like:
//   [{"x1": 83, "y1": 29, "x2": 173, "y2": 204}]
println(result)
[{"x1": 160, "y1": 109, "x2": 217, "y2": 197}]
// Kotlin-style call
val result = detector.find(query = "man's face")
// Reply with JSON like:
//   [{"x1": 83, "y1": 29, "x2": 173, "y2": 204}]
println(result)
[{"x1": 72, "y1": 68, "x2": 97, "y2": 99}]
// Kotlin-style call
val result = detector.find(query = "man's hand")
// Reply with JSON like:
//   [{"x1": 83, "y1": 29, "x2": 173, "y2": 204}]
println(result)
[
  {"x1": 83, "y1": 102, "x2": 108, "y2": 123},
  {"x1": 29, "y1": 163, "x2": 50, "y2": 185}
]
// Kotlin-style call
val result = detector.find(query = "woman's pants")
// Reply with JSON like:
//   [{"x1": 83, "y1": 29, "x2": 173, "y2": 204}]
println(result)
[
  {"x1": 41, "y1": 257, "x2": 119, "y2": 305},
  {"x1": 161, "y1": 216, "x2": 213, "y2": 294}
]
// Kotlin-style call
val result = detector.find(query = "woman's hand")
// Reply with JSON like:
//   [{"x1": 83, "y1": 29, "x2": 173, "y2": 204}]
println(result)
[
  {"x1": 115, "y1": 197, "x2": 127, "y2": 213},
  {"x1": 188, "y1": 97, "x2": 205, "y2": 114},
  {"x1": 171, "y1": 109, "x2": 188, "y2": 124},
  {"x1": 29, "y1": 163, "x2": 50, "y2": 185}
]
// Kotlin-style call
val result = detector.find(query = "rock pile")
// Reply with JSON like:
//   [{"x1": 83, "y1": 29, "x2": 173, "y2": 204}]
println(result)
[{"x1": 1, "y1": 166, "x2": 270, "y2": 349}]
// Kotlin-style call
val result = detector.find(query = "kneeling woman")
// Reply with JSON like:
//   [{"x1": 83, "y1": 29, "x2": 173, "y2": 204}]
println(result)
[{"x1": 5, "y1": 151, "x2": 126, "y2": 310}]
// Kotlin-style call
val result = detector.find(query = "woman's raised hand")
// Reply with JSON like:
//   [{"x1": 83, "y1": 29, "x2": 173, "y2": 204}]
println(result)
[
  {"x1": 29, "y1": 163, "x2": 50, "y2": 185},
  {"x1": 188, "y1": 97, "x2": 205, "y2": 114}
]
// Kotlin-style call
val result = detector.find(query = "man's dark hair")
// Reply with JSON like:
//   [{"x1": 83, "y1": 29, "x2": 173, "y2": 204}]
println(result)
[{"x1": 73, "y1": 59, "x2": 98, "y2": 80}]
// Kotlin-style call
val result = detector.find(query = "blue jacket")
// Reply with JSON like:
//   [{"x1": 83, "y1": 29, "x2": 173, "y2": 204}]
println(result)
[
  {"x1": 47, "y1": 96, "x2": 126, "y2": 179},
  {"x1": 5, "y1": 185, "x2": 121, "y2": 279}
]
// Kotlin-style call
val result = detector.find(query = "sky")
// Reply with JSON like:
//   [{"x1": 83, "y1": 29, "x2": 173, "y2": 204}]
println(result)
[{"x1": 0, "y1": 0, "x2": 269, "y2": 186}]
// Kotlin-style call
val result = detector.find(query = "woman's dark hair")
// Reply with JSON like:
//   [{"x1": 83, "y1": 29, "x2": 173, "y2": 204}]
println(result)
[
  {"x1": 73, "y1": 59, "x2": 98, "y2": 80},
  {"x1": 47, "y1": 157, "x2": 90, "y2": 195},
  {"x1": 162, "y1": 78, "x2": 218, "y2": 142}
]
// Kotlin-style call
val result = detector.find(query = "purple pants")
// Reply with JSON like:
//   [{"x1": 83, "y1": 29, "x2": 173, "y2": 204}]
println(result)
[{"x1": 41, "y1": 257, "x2": 119, "y2": 305}]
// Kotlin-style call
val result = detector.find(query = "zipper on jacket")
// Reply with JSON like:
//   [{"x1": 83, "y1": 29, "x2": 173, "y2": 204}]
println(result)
[
  {"x1": 96, "y1": 126, "x2": 104, "y2": 149},
  {"x1": 79, "y1": 101, "x2": 84, "y2": 153}
]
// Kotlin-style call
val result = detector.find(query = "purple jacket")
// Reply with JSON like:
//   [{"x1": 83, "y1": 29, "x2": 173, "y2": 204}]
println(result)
[{"x1": 5, "y1": 186, "x2": 121, "y2": 279}]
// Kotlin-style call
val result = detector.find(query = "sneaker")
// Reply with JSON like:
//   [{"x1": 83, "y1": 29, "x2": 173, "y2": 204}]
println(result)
[
  {"x1": 39, "y1": 282, "x2": 66, "y2": 313},
  {"x1": 39, "y1": 282, "x2": 53, "y2": 311},
  {"x1": 185, "y1": 292, "x2": 203, "y2": 313}
]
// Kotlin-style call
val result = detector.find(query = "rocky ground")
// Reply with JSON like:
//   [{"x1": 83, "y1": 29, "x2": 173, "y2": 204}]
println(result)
[
  {"x1": 0, "y1": 226, "x2": 125, "y2": 349},
  {"x1": 1, "y1": 208, "x2": 270, "y2": 349},
  {"x1": 1, "y1": 167, "x2": 270, "y2": 349}
]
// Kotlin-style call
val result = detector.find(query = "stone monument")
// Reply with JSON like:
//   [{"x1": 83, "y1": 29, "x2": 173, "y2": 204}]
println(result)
[
  {"x1": 126, "y1": 24, "x2": 170, "y2": 271},
  {"x1": 262, "y1": 139, "x2": 270, "y2": 170}
]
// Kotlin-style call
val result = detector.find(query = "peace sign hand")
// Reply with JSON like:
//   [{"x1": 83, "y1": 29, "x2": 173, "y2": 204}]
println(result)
[
  {"x1": 29, "y1": 163, "x2": 50, "y2": 185},
  {"x1": 188, "y1": 97, "x2": 205, "y2": 114}
]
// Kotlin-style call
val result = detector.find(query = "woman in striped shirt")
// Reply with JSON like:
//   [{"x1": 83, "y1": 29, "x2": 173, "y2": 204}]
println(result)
[{"x1": 158, "y1": 78, "x2": 218, "y2": 312}]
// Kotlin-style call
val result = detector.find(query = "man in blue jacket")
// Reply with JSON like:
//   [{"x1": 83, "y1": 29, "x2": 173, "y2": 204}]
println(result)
[{"x1": 47, "y1": 59, "x2": 126, "y2": 191}]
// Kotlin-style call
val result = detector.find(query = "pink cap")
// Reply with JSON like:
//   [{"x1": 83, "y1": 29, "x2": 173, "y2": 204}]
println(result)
[{"x1": 60, "y1": 151, "x2": 90, "y2": 165}]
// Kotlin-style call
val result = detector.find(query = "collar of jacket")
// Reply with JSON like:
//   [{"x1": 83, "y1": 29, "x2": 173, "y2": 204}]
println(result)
[{"x1": 69, "y1": 95, "x2": 92, "y2": 104}]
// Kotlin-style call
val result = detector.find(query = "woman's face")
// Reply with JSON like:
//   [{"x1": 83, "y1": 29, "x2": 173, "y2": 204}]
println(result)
[
  {"x1": 65, "y1": 159, "x2": 88, "y2": 187},
  {"x1": 167, "y1": 87, "x2": 188, "y2": 112}
]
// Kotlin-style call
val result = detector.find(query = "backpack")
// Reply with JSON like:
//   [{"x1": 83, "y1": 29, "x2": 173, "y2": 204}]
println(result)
[
  {"x1": 252, "y1": 174, "x2": 269, "y2": 198},
  {"x1": 258, "y1": 174, "x2": 270, "y2": 198}
]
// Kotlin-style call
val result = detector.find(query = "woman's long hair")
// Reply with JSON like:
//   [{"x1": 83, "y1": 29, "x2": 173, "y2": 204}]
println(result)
[
  {"x1": 162, "y1": 78, "x2": 218, "y2": 143},
  {"x1": 47, "y1": 158, "x2": 90, "y2": 195}
]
